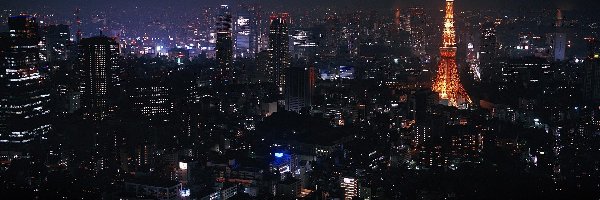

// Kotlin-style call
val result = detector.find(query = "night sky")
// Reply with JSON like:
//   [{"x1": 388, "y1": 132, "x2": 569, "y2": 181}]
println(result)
[{"x1": 2, "y1": 0, "x2": 599, "y2": 11}]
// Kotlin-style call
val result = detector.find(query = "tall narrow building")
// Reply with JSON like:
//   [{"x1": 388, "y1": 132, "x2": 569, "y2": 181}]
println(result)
[
  {"x1": 79, "y1": 36, "x2": 119, "y2": 121},
  {"x1": 285, "y1": 66, "x2": 315, "y2": 113},
  {"x1": 584, "y1": 39, "x2": 600, "y2": 102},
  {"x1": 42, "y1": 24, "x2": 71, "y2": 62},
  {"x1": 0, "y1": 15, "x2": 52, "y2": 144},
  {"x1": 479, "y1": 22, "x2": 497, "y2": 82},
  {"x1": 409, "y1": 7, "x2": 427, "y2": 59},
  {"x1": 214, "y1": 5, "x2": 234, "y2": 85},
  {"x1": 466, "y1": 42, "x2": 481, "y2": 81},
  {"x1": 268, "y1": 13, "x2": 290, "y2": 92},
  {"x1": 551, "y1": 9, "x2": 566, "y2": 61},
  {"x1": 432, "y1": 0, "x2": 471, "y2": 107},
  {"x1": 235, "y1": 6, "x2": 258, "y2": 59}
]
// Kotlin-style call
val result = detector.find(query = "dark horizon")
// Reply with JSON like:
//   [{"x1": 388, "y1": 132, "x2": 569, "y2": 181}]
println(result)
[{"x1": 3, "y1": 0, "x2": 599, "y2": 11}]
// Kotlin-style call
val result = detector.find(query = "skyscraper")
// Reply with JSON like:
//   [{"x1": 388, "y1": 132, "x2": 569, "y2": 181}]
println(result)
[
  {"x1": 408, "y1": 7, "x2": 427, "y2": 59},
  {"x1": 285, "y1": 66, "x2": 315, "y2": 113},
  {"x1": 129, "y1": 83, "x2": 173, "y2": 121},
  {"x1": 394, "y1": 8, "x2": 401, "y2": 27},
  {"x1": 235, "y1": 6, "x2": 258, "y2": 59},
  {"x1": 214, "y1": 5, "x2": 234, "y2": 85},
  {"x1": 552, "y1": 9, "x2": 566, "y2": 61},
  {"x1": 79, "y1": 36, "x2": 119, "y2": 121},
  {"x1": 432, "y1": 0, "x2": 471, "y2": 107},
  {"x1": 0, "y1": 15, "x2": 52, "y2": 144},
  {"x1": 466, "y1": 42, "x2": 481, "y2": 81},
  {"x1": 584, "y1": 39, "x2": 600, "y2": 102},
  {"x1": 479, "y1": 22, "x2": 498, "y2": 82},
  {"x1": 341, "y1": 177, "x2": 358, "y2": 200},
  {"x1": 268, "y1": 13, "x2": 290, "y2": 92},
  {"x1": 42, "y1": 24, "x2": 71, "y2": 62}
]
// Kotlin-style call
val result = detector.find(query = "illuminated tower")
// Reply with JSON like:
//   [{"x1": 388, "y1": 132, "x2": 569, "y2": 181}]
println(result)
[
  {"x1": 0, "y1": 15, "x2": 52, "y2": 144},
  {"x1": 214, "y1": 5, "x2": 234, "y2": 85},
  {"x1": 394, "y1": 9, "x2": 401, "y2": 27},
  {"x1": 432, "y1": 0, "x2": 471, "y2": 107},
  {"x1": 552, "y1": 9, "x2": 566, "y2": 61},
  {"x1": 340, "y1": 177, "x2": 358, "y2": 200},
  {"x1": 235, "y1": 5, "x2": 258, "y2": 59},
  {"x1": 268, "y1": 13, "x2": 290, "y2": 92},
  {"x1": 466, "y1": 42, "x2": 481, "y2": 81},
  {"x1": 79, "y1": 36, "x2": 119, "y2": 121}
]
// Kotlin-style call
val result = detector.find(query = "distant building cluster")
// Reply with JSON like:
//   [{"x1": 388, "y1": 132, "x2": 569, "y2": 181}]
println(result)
[{"x1": 0, "y1": 1, "x2": 599, "y2": 199}]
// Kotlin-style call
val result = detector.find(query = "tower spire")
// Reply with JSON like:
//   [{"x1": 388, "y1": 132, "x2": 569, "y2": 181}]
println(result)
[{"x1": 432, "y1": 0, "x2": 471, "y2": 107}]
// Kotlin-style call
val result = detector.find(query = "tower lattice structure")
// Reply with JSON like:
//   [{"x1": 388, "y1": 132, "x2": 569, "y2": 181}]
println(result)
[{"x1": 432, "y1": 0, "x2": 471, "y2": 107}]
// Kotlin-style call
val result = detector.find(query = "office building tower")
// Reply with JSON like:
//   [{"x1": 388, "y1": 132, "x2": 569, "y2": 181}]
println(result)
[
  {"x1": 79, "y1": 36, "x2": 119, "y2": 121},
  {"x1": 585, "y1": 39, "x2": 600, "y2": 101},
  {"x1": 479, "y1": 22, "x2": 497, "y2": 82},
  {"x1": 130, "y1": 84, "x2": 173, "y2": 121},
  {"x1": 285, "y1": 66, "x2": 315, "y2": 113},
  {"x1": 551, "y1": 9, "x2": 566, "y2": 61},
  {"x1": 291, "y1": 30, "x2": 318, "y2": 60},
  {"x1": 235, "y1": 7, "x2": 258, "y2": 59},
  {"x1": 394, "y1": 8, "x2": 401, "y2": 27},
  {"x1": 42, "y1": 24, "x2": 70, "y2": 62},
  {"x1": 409, "y1": 7, "x2": 427, "y2": 59},
  {"x1": 500, "y1": 57, "x2": 551, "y2": 87},
  {"x1": 341, "y1": 177, "x2": 358, "y2": 200},
  {"x1": 0, "y1": 15, "x2": 51, "y2": 144},
  {"x1": 214, "y1": 5, "x2": 234, "y2": 85},
  {"x1": 75, "y1": 8, "x2": 82, "y2": 43},
  {"x1": 467, "y1": 42, "x2": 481, "y2": 81},
  {"x1": 551, "y1": 33, "x2": 566, "y2": 61},
  {"x1": 268, "y1": 13, "x2": 290, "y2": 92}
]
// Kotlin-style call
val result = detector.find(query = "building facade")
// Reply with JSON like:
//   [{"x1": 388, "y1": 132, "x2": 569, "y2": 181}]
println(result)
[
  {"x1": 0, "y1": 15, "x2": 52, "y2": 144},
  {"x1": 79, "y1": 36, "x2": 119, "y2": 121}
]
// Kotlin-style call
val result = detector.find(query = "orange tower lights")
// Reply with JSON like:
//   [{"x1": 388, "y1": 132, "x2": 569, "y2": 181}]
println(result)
[{"x1": 432, "y1": 0, "x2": 471, "y2": 107}]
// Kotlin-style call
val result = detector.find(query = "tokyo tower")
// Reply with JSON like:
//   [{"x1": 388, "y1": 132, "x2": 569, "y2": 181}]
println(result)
[{"x1": 432, "y1": 0, "x2": 471, "y2": 107}]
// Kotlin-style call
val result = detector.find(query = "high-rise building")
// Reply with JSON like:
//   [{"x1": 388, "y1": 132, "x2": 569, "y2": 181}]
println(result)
[
  {"x1": 75, "y1": 8, "x2": 82, "y2": 43},
  {"x1": 408, "y1": 7, "x2": 427, "y2": 59},
  {"x1": 466, "y1": 42, "x2": 481, "y2": 81},
  {"x1": 268, "y1": 13, "x2": 290, "y2": 92},
  {"x1": 129, "y1": 84, "x2": 173, "y2": 121},
  {"x1": 0, "y1": 15, "x2": 52, "y2": 144},
  {"x1": 234, "y1": 6, "x2": 258, "y2": 59},
  {"x1": 479, "y1": 22, "x2": 497, "y2": 82},
  {"x1": 584, "y1": 39, "x2": 600, "y2": 102},
  {"x1": 285, "y1": 66, "x2": 315, "y2": 112},
  {"x1": 394, "y1": 8, "x2": 401, "y2": 27},
  {"x1": 79, "y1": 36, "x2": 119, "y2": 121},
  {"x1": 340, "y1": 177, "x2": 358, "y2": 200},
  {"x1": 42, "y1": 24, "x2": 71, "y2": 62},
  {"x1": 432, "y1": 0, "x2": 471, "y2": 107},
  {"x1": 551, "y1": 9, "x2": 566, "y2": 61},
  {"x1": 500, "y1": 57, "x2": 551, "y2": 88},
  {"x1": 551, "y1": 33, "x2": 566, "y2": 61},
  {"x1": 291, "y1": 30, "x2": 318, "y2": 60},
  {"x1": 214, "y1": 5, "x2": 234, "y2": 85}
]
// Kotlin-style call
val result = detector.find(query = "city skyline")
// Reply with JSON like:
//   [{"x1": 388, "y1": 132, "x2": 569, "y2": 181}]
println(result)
[
  {"x1": 3, "y1": 0, "x2": 599, "y2": 10},
  {"x1": 0, "y1": 0, "x2": 599, "y2": 199}
]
